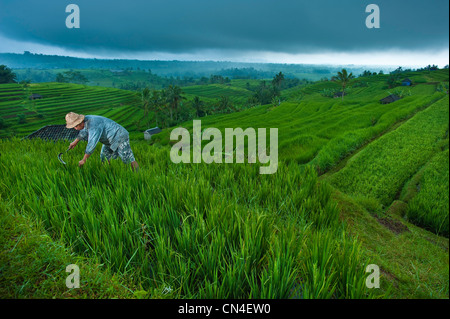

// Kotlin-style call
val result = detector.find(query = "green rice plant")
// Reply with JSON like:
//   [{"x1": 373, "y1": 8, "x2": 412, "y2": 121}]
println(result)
[
  {"x1": 298, "y1": 230, "x2": 374, "y2": 299},
  {"x1": 333, "y1": 231, "x2": 372, "y2": 299},
  {"x1": 299, "y1": 231, "x2": 338, "y2": 299},
  {"x1": 309, "y1": 91, "x2": 445, "y2": 172}
]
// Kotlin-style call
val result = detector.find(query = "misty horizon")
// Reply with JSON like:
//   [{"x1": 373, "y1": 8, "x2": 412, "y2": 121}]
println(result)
[{"x1": 0, "y1": 50, "x2": 447, "y2": 71}]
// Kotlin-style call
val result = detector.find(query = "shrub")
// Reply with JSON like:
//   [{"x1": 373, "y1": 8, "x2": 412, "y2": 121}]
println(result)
[
  {"x1": 388, "y1": 88, "x2": 412, "y2": 98},
  {"x1": 320, "y1": 88, "x2": 338, "y2": 98}
]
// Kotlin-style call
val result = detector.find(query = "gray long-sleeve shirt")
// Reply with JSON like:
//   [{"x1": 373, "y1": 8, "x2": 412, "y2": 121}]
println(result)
[{"x1": 77, "y1": 115, "x2": 129, "y2": 155}]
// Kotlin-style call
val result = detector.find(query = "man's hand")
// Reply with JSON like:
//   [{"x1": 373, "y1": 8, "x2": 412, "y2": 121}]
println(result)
[
  {"x1": 78, "y1": 153, "x2": 91, "y2": 167},
  {"x1": 69, "y1": 139, "x2": 79, "y2": 150},
  {"x1": 78, "y1": 159, "x2": 86, "y2": 167}
]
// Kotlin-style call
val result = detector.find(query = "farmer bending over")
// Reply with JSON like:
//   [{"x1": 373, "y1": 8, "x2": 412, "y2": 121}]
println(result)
[{"x1": 65, "y1": 112, "x2": 139, "y2": 171}]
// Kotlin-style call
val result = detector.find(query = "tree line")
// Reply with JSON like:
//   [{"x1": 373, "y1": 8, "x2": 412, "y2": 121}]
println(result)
[
  {"x1": 136, "y1": 72, "x2": 295, "y2": 129},
  {"x1": 136, "y1": 85, "x2": 241, "y2": 129}
]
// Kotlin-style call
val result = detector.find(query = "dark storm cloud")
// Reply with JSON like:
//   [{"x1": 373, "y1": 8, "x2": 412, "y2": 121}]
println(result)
[{"x1": 0, "y1": 0, "x2": 448, "y2": 54}]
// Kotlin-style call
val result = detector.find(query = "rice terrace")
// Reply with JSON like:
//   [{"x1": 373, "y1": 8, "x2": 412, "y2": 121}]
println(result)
[
  {"x1": 1, "y1": 57, "x2": 448, "y2": 300},
  {"x1": 0, "y1": 0, "x2": 449, "y2": 305}
]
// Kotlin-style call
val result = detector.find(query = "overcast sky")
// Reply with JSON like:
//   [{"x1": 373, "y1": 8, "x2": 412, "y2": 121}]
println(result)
[{"x1": 0, "y1": 0, "x2": 448, "y2": 66}]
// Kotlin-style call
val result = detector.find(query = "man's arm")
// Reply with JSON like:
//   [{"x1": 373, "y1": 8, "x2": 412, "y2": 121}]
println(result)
[
  {"x1": 70, "y1": 128, "x2": 88, "y2": 149},
  {"x1": 85, "y1": 127, "x2": 102, "y2": 155},
  {"x1": 79, "y1": 127, "x2": 101, "y2": 167}
]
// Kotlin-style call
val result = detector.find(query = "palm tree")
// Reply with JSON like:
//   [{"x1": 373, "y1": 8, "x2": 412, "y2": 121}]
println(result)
[
  {"x1": 192, "y1": 96, "x2": 205, "y2": 117},
  {"x1": 140, "y1": 87, "x2": 151, "y2": 117},
  {"x1": 271, "y1": 72, "x2": 285, "y2": 101},
  {"x1": 165, "y1": 85, "x2": 185, "y2": 121},
  {"x1": 149, "y1": 89, "x2": 164, "y2": 127},
  {"x1": 332, "y1": 69, "x2": 355, "y2": 100},
  {"x1": 217, "y1": 95, "x2": 233, "y2": 113},
  {"x1": 272, "y1": 72, "x2": 285, "y2": 90},
  {"x1": 135, "y1": 87, "x2": 150, "y2": 130}
]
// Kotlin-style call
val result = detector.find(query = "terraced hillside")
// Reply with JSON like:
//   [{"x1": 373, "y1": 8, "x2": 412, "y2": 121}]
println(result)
[
  {"x1": 329, "y1": 96, "x2": 448, "y2": 209},
  {"x1": 0, "y1": 68, "x2": 448, "y2": 299},
  {"x1": 155, "y1": 70, "x2": 448, "y2": 171},
  {"x1": 0, "y1": 80, "x2": 267, "y2": 139},
  {"x1": 0, "y1": 83, "x2": 143, "y2": 139}
]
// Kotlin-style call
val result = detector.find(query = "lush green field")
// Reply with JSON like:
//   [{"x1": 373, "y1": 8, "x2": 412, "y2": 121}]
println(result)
[
  {"x1": 0, "y1": 68, "x2": 448, "y2": 299},
  {"x1": 0, "y1": 138, "x2": 375, "y2": 298}
]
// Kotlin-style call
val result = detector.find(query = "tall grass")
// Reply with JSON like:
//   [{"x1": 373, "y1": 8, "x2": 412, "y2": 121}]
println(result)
[{"x1": 0, "y1": 138, "x2": 375, "y2": 298}]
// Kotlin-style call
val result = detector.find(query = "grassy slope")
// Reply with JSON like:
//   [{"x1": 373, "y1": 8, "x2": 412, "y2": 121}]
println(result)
[
  {"x1": 331, "y1": 190, "x2": 449, "y2": 298},
  {"x1": 0, "y1": 81, "x2": 257, "y2": 139}
]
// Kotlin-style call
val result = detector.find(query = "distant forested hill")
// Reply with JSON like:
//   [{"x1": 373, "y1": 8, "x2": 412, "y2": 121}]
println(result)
[{"x1": 0, "y1": 52, "x2": 392, "y2": 80}]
